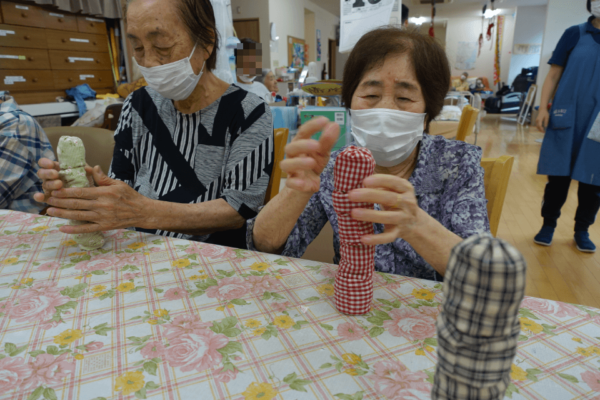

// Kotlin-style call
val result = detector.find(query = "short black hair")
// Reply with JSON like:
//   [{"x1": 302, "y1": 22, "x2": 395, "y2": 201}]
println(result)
[
  {"x1": 402, "y1": 4, "x2": 409, "y2": 24},
  {"x1": 588, "y1": 0, "x2": 592, "y2": 12},
  {"x1": 234, "y1": 38, "x2": 262, "y2": 58}
]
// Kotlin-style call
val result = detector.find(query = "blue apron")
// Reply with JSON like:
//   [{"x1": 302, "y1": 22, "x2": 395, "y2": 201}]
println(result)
[{"x1": 537, "y1": 23, "x2": 600, "y2": 186}]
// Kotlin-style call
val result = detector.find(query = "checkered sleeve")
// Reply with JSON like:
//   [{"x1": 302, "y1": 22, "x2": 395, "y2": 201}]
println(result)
[
  {"x1": 0, "y1": 98, "x2": 54, "y2": 214},
  {"x1": 432, "y1": 233, "x2": 527, "y2": 400}
]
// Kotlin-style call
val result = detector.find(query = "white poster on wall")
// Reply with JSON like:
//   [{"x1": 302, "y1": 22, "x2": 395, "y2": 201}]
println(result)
[
  {"x1": 455, "y1": 41, "x2": 478, "y2": 70},
  {"x1": 339, "y1": 0, "x2": 395, "y2": 53}
]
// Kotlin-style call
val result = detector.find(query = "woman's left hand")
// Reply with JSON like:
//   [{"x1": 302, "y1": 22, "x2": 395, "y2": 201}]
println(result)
[
  {"x1": 348, "y1": 174, "x2": 424, "y2": 245},
  {"x1": 46, "y1": 166, "x2": 149, "y2": 234}
]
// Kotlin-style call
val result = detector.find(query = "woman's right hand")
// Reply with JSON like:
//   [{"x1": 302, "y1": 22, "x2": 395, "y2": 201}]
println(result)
[
  {"x1": 536, "y1": 108, "x2": 549, "y2": 133},
  {"x1": 280, "y1": 116, "x2": 340, "y2": 194}
]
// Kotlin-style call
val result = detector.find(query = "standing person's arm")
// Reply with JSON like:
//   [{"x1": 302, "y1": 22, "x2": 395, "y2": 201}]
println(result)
[
  {"x1": 536, "y1": 65, "x2": 564, "y2": 132},
  {"x1": 536, "y1": 25, "x2": 580, "y2": 132}
]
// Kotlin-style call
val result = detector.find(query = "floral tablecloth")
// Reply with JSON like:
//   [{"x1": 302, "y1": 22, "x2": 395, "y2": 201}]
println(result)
[{"x1": 0, "y1": 210, "x2": 599, "y2": 400}]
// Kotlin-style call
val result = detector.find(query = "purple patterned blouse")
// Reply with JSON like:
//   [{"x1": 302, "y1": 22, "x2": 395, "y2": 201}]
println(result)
[{"x1": 247, "y1": 134, "x2": 490, "y2": 281}]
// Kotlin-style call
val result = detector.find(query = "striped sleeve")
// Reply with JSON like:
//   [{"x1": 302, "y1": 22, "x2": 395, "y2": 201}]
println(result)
[{"x1": 221, "y1": 103, "x2": 274, "y2": 219}]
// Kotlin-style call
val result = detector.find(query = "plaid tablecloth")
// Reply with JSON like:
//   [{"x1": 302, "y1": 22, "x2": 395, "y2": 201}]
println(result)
[{"x1": 0, "y1": 210, "x2": 599, "y2": 400}]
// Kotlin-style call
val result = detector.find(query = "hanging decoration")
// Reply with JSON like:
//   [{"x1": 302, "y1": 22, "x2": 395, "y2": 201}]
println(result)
[
  {"x1": 478, "y1": 4, "x2": 486, "y2": 57},
  {"x1": 494, "y1": 15, "x2": 505, "y2": 86},
  {"x1": 429, "y1": 0, "x2": 436, "y2": 38}
]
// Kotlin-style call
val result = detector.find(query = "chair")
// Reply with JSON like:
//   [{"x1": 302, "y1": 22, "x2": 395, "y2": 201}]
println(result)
[
  {"x1": 517, "y1": 84, "x2": 537, "y2": 126},
  {"x1": 481, "y1": 155, "x2": 514, "y2": 237},
  {"x1": 456, "y1": 105, "x2": 480, "y2": 142},
  {"x1": 264, "y1": 128, "x2": 289, "y2": 204},
  {"x1": 100, "y1": 103, "x2": 123, "y2": 131},
  {"x1": 44, "y1": 126, "x2": 115, "y2": 174}
]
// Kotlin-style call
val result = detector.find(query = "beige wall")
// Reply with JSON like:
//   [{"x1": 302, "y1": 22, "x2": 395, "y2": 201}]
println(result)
[{"x1": 269, "y1": 0, "x2": 339, "y2": 74}]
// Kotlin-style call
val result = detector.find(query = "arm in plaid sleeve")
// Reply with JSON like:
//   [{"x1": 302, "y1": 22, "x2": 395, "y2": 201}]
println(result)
[
  {"x1": 432, "y1": 234, "x2": 526, "y2": 400},
  {"x1": 0, "y1": 97, "x2": 55, "y2": 214}
]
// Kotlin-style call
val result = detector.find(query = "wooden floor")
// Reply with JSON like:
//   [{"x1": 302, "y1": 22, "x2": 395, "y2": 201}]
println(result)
[{"x1": 476, "y1": 115, "x2": 600, "y2": 309}]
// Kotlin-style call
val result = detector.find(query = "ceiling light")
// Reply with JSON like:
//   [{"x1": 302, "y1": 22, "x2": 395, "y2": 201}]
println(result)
[
  {"x1": 409, "y1": 16, "x2": 427, "y2": 25},
  {"x1": 484, "y1": 9, "x2": 501, "y2": 19}
]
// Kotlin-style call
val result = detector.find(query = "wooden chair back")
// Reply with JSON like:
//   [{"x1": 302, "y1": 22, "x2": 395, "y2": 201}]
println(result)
[
  {"x1": 481, "y1": 155, "x2": 514, "y2": 237},
  {"x1": 456, "y1": 105, "x2": 479, "y2": 142},
  {"x1": 100, "y1": 103, "x2": 123, "y2": 131},
  {"x1": 265, "y1": 128, "x2": 289, "y2": 203}
]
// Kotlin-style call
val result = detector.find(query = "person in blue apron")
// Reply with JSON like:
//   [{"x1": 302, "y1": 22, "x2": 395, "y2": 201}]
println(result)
[{"x1": 535, "y1": 0, "x2": 600, "y2": 252}]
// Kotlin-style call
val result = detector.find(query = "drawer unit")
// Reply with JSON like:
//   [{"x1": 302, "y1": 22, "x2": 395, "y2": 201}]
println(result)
[
  {"x1": 77, "y1": 15, "x2": 107, "y2": 35},
  {"x1": 46, "y1": 31, "x2": 108, "y2": 52},
  {"x1": 53, "y1": 70, "x2": 113, "y2": 90},
  {"x1": 0, "y1": 69, "x2": 54, "y2": 91},
  {"x1": 0, "y1": 24, "x2": 47, "y2": 49},
  {"x1": 49, "y1": 50, "x2": 111, "y2": 71},
  {"x1": 0, "y1": 47, "x2": 50, "y2": 69},
  {"x1": 0, "y1": 1, "x2": 45, "y2": 28},
  {"x1": 43, "y1": 10, "x2": 78, "y2": 32}
]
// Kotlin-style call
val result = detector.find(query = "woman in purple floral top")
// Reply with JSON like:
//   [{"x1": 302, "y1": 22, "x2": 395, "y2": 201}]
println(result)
[{"x1": 248, "y1": 28, "x2": 490, "y2": 281}]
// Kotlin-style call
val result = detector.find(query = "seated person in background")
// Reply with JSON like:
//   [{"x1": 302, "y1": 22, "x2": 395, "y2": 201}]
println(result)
[
  {"x1": 452, "y1": 72, "x2": 470, "y2": 92},
  {"x1": 0, "y1": 93, "x2": 55, "y2": 214},
  {"x1": 34, "y1": 0, "x2": 273, "y2": 249},
  {"x1": 235, "y1": 38, "x2": 273, "y2": 103},
  {"x1": 248, "y1": 27, "x2": 490, "y2": 281}
]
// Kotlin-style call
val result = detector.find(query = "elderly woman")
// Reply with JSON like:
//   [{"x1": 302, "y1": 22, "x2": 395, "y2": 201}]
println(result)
[
  {"x1": 34, "y1": 0, "x2": 273, "y2": 249},
  {"x1": 249, "y1": 27, "x2": 489, "y2": 281}
]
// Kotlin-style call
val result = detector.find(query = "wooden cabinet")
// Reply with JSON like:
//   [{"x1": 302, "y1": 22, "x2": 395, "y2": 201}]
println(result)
[
  {"x1": 53, "y1": 70, "x2": 112, "y2": 90},
  {"x1": 49, "y1": 50, "x2": 111, "y2": 71},
  {"x1": 0, "y1": 24, "x2": 47, "y2": 49},
  {"x1": 0, "y1": 47, "x2": 50, "y2": 69},
  {"x1": 77, "y1": 15, "x2": 107, "y2": 35},
  {"x1": 0, "y1": 69, "x2": 54, "y2": 91},
  {"x1": 0, "y1": 2, "x2": 114, "y2": 104},
  {"x1": 46, "y1": 31, "x2": 108, "y2": 53},
  {"x1": 43, "y1": 10, "x2": 78, "y2": 32},
  {"x1": 0, "y1": 1, "x2": 45, "y2": 28}
]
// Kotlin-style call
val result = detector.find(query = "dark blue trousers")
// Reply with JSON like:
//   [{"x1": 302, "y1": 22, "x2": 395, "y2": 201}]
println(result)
[{"x1": 542, "y1": 176, "x2": 600, "y2": 232}]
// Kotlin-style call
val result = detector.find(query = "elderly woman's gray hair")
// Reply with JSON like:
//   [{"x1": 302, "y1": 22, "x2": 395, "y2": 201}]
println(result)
[
  {"x1": 125, "y1": 0, "x2": 219, "y2": 70},
  {"x1": 254, "y1": 69, "x2": 271, "y2": 84}
]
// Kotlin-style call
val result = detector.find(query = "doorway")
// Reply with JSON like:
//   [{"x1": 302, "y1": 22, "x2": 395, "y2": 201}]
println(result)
[
  {"x1": 328, "y1": 39, "x2": 337, "y2": 79},
  {"x1": 233, "y1": 18, "x2": 260, "y2": 42}
]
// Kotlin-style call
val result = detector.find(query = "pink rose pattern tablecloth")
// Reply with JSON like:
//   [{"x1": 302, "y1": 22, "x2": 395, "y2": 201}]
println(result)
[{"x1": 0, "y1": 210, "x2": 599, "y2": 400}]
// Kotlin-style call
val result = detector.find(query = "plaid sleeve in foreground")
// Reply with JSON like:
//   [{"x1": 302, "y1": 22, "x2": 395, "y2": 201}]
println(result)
[
  {"x1": 432, "y1": 233, "x2": 527, "y2": 400},
  {"x1": 332, "y1": 146, "x2": 376, "y2": 315},
  {"x1": 0, "y1": 96, "x2": 55, "y2": 214}
]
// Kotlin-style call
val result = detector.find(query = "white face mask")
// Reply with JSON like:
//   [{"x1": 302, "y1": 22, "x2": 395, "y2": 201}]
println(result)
[
  {"x1": 592, "y1": 0, "x2": 600, "y2": 18},
  {"x1": 135, "y1": 44, "x2": 204, "y2": 101},
  {"x1": 238, "y1": 74, "x2": 256, "y2": 83},
  {"x1": 351, "y1": 108, "x2": 425, "y2": 167}
]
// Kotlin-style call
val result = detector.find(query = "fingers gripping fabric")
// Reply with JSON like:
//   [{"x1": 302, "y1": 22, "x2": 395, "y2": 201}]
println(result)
[
  {"x1": 432, "y1": 234, "x2": 527, "y2": 400},
  {"x1": 57, "y1": 136, "x2": 105, "y2": 251},
  {"x1": 332, "y1": 146, "x2": 376, "y2": 315}
]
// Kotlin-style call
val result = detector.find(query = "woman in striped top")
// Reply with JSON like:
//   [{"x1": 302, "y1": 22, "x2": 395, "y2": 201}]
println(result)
[{"x1": 34, "y1": 0, "x2": 273, "y2": 249}]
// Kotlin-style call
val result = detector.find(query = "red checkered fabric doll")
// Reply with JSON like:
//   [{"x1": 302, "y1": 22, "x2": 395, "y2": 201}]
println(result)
[{"x1": 332, "y1": 146, "x2": 376, "y2": 315}]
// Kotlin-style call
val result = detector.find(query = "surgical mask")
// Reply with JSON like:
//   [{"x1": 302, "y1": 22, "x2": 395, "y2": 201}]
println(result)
[
  {"x1": 238, "y1": 74, "x2": 256, "y2": 83},
  {"x1": 135, "y1": 44, "x2": 204, "y2": 101},
  {"x1": 592, "y1": 0, "x2": 600, "y2": 18},
  {"x1": 351, "y1": 108, "x2": 425, "y2": 167}
]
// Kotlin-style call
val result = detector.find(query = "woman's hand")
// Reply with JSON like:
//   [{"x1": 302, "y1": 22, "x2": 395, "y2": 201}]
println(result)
[
  {"x1": 348, "y1": 174, "x2": 425, "y2": 245},
  {"x1": 33, "y1": 158, "x2": 94, "y2": 203},
  {"x1": 536, "y1": 108, "x2": 549, "y2": 133},
  {"x1": 42, "y1": 166, "x2": 150, "y2": 234},
  {"x1": 280, "y1": 117, "x2": 339, "y2": 194}
]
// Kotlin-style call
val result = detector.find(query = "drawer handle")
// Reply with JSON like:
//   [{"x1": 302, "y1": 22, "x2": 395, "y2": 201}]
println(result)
[
  {"x1": 28, "y1": 57, "x2": 34, "y2": 61},
  {"x1": 89, "y1": 22, "x2": 95, "y2": 27},
  {"x1": 32, "y1": 78, "x2": 38, "y2": 83},
  {"x1": 68, "y1": 78, "x2": 73, "y2": 82},
  {"x1": 58, "y1": 18, "x2": 63, "y2": 23},
  {"x1": 98, "y1": 78, "x2": 102, "y2": 81},
  {"x1": 61, "y1": 38, "x2": 67, "y2": 43},
  {"x1": 93, "y1": 41, "x2": 97, "y2": 45},
  {"x1": 24, "y1": 35, "x2": 30, "y2": 40},
  {"x1": 21, "y1": 12, "x2": 28, "y2": 18},
  {"x1": 96, "y1": 60, "x2": 100, "y2": 63}
]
